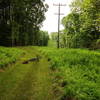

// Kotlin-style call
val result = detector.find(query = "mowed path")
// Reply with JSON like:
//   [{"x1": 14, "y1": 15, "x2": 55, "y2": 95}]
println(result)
[{"x1": 0, "y1": 47, "x2": 56, "y2": 100}]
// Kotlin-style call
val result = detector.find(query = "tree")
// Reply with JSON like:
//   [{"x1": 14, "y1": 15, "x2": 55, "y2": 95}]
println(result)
[
  {"x1": 0, "y1": 0, "x2": 48, "y2": 46},
  {"x1": 38, "y1": 30, "x2": 49, "y2": 46},
  {"x1": 62, "y1": 0, "x2": 100, "y2": 48},
  {"x1": 50, "y1": 32, "x2": 58, "y2": 41}
]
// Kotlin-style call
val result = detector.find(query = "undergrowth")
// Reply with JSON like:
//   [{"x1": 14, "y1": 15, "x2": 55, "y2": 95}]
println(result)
[
  {"x1": 39, "y1": 47, "x2": 100, "y2": 100},
  {"x1": 0, "y1": 47, "x2": 23, "y2": 68}
]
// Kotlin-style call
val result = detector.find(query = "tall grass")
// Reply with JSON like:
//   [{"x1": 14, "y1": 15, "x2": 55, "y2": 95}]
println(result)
[
  {"x1": 0, "y1": 47, "x2": 23, "y2": 68},
  {"x1": 39, "y1": 47, "x2": 100, "y2": 100}
]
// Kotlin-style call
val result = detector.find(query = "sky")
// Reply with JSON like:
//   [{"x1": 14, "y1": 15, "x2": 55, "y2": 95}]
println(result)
[{"x1": 41, "y1": 0, "x2": 73, "y2": 34}]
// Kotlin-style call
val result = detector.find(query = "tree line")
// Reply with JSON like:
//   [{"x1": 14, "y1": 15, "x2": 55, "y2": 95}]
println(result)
[
  {"x1": 0, "y1": 0, "x2": 49, "y2": 46},
  {"x1": 51, "y1": 0, "x2": 100, "y2": 49}
]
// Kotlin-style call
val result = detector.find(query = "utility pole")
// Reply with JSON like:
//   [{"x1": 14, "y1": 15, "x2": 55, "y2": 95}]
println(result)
[{"x1": 53, "y1": 3, "x2": 66, "y2": 48}]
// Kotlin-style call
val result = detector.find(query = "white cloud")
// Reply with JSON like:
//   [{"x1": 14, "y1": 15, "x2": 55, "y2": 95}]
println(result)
[{"x1": 41, "y1": 0, "x2": 73, "y2": 33}]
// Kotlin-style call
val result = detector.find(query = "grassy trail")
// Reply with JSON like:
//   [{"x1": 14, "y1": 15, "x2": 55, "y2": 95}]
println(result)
[{"x1": 0, "y1": 47, "x2": 56, "y2": 100}]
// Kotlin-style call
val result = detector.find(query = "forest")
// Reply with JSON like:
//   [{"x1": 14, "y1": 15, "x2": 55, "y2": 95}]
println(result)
[
  {"x1": 0, "y1": 0, "x2": 49, "y2": 46},
  {"x1": 0, "y1": 0, "x2": 100, "y2": 100}
]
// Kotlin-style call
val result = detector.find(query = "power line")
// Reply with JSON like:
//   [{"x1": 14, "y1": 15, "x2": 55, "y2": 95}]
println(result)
[{"x1": 53, "y1": 3, "x2": 66, "y2": 48}]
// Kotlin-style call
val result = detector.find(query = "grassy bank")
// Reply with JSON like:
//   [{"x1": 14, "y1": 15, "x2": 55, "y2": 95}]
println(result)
[{"x1": 39, "y1": 47, "x2": 100, "y2": 100}]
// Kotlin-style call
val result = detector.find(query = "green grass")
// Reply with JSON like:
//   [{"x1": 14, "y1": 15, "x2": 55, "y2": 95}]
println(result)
[
  {"x1": 0, "y1": 47, "x2": 57, "y2": 100},
  {"x1": 39, "y1": 47, "x2": 100, "y2": 100},
  {"x1": 1, "y1": 46, "x2": 100, "y2": 100},
  {"x1": 48, "y1": 40, "x2": 57, "y2": 48},
  {"x1": 0, "y1": 46, "x2": 23, "y2": 68}
]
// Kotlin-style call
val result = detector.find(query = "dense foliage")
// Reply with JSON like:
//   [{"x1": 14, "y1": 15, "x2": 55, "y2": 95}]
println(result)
[
  {"x1": 0, "y1": 47, "x2": 23, "y2": 68},
  {"x1": 39, "y1": 47, "x2": 100, "y2": 100},
  {"x1": 0, "y1": 0, "x2": 48, "y2": 46},
  {"x1": 50, "y1": 31, "x2": 67, "y2": 48},
  {"x1": 38, "y1": 31, "x2": 49, "y2": 46},
  {"x1": 61, "y1": 0, "x2": 100, "y2": 49}
]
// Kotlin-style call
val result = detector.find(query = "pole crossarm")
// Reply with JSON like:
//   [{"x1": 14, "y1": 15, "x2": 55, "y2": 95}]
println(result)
[
  {"x1": 53, "y1": 4, "x2": 66, "y2": 6},
  {"x1": 54, "y1": 13, "x2": 64, "y2": 15}
]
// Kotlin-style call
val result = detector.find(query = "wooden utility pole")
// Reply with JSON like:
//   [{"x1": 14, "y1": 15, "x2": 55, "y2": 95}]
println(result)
[{"x1": 53, "y1": 3, "x2": 66, "y2": 48}]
